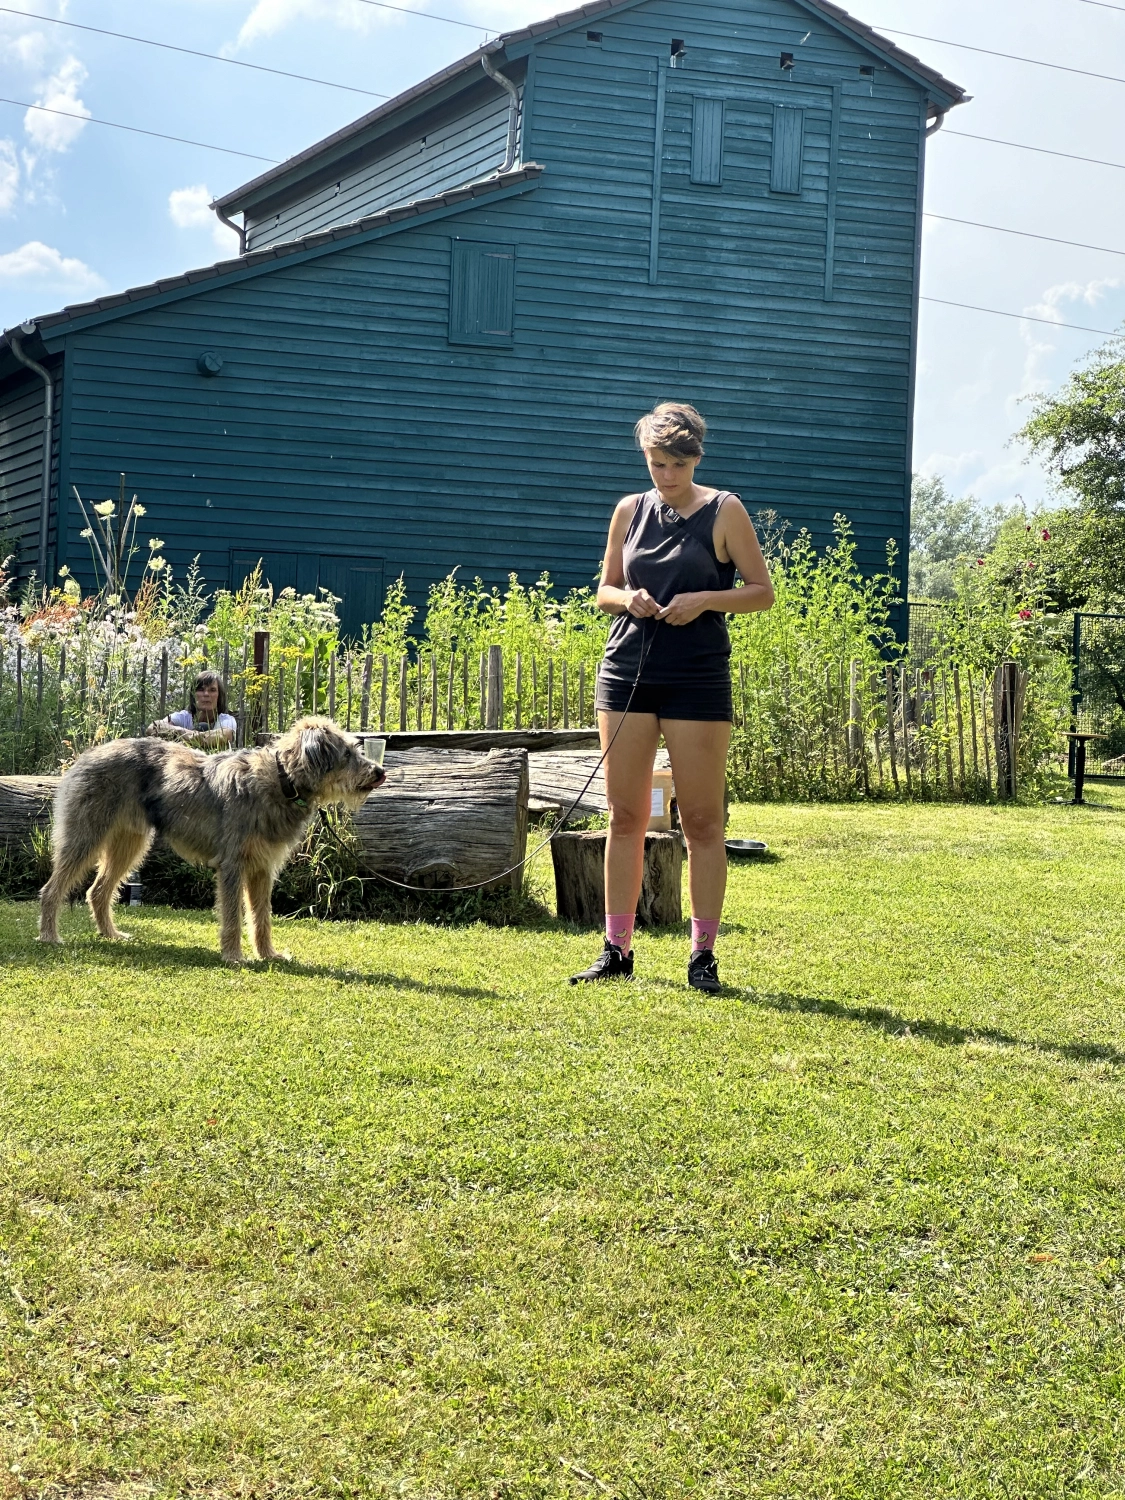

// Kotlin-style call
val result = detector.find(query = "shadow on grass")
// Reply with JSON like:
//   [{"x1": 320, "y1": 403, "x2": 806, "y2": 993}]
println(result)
[
  {"x1": 19, "y1": 935, "x2": 501, "y2": 1002},
  {"x1": 739, "y1": 987, "x2": 1125, "y2": 1068}
]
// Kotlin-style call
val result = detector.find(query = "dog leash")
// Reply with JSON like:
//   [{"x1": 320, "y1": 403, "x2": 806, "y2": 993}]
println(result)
[{"x1": 366, "y1": 617, "x2": 663, "y2": 896}]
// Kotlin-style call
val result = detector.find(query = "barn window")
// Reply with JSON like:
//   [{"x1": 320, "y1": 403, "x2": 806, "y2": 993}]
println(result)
[
  {"x1": 770, "y1": 105, "x2": 804, "y2": 194},
  {"x1": 691, "y1": 98, "x2": 724, "y2": 186},
  {"x1": 449, "y1": 239, "x2": 516, "y2": 347}
]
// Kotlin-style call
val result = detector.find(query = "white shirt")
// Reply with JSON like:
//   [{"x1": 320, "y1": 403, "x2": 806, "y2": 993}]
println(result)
[{"x1": 169, "y1": 709, "x2": 237, "y2": 738}]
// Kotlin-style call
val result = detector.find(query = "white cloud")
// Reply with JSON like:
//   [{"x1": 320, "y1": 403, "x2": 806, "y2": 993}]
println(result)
[
  {"x1": 229, "y1": 0, "x2": 386, "y2": 51},
  {"x1": 0, "y1": 140, "x2": 19, "y2": 213},
  {"x1": 1025, "y1": 277, "x2": 1123, "y2": 326},
  {"x1": 24, "y1": 56, "x2": 90, "y2": 154},
  {"x1": 169, "y1": 183, "x2": 238, "y2": 252},
  {"x1": 0, "y1": 241, "x2": 105, "y2": 294}
]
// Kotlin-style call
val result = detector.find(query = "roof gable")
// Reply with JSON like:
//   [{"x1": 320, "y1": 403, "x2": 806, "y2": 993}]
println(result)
[{"x1": 214, "y1": 0, "x2": 966, "y2": 219}]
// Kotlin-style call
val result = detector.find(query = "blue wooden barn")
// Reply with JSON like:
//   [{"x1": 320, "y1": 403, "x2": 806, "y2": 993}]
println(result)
[{"x1": 0, "y1": 0, "x2": 964, "y2": 635}]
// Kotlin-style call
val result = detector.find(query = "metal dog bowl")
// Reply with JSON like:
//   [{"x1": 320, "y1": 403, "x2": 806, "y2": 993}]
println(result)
[{"x1": 725, "y1": 838, "x2": 769, "y2": 857}]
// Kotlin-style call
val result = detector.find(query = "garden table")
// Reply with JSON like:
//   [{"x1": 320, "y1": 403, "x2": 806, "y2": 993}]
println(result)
[{"x1": 1065, "y1": 731, "x2": 1107, "y2": 805}]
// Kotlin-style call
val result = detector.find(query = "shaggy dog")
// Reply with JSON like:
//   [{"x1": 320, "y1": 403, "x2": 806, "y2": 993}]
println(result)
[{"x1": 38, "y1": 717, "x2": 386, "y2": 964}]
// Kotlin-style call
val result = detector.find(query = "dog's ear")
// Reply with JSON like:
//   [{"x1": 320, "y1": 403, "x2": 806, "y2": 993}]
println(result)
[{"x1": 295, "y1": 724, "x2": 341, "y2": 782}]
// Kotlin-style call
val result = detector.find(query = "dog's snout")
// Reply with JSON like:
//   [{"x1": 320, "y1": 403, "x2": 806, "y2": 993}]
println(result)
[{"x1": 363, "y1": 765, "x2": 387, "y2": 790}]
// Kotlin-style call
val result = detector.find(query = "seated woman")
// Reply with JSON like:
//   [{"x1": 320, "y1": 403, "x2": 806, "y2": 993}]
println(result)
[{"x1": 150, "y1": 670, "x2": 237, "y2": 749}]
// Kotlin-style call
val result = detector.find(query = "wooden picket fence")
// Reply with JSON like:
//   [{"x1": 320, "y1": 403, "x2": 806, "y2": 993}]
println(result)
[{"x1": 0, "y1": 628, "x2": 1036, "y2": 800}]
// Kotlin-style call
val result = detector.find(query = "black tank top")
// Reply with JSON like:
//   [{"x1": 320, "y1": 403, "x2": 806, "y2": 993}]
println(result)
[{"x1": 600, "y1": 489, "x2": 738, "y2": 686}]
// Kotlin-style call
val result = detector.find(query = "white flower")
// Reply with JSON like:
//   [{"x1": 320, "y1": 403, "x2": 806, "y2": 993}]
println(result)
[
  {"x1": 94, "y1": 500, "x2": 115, "y2": 517},
  {"x1": 148, "y1": 537, "x2": 164, "y2": 550},
  {"x1": 106, "y1": 593, "x2": 120, "y2": 606},
  {"x1": 147, "y1": 557, "x2": 166, "y2": 573},
  {"x1": 57, "y1": 565, "x2": 70, "y2": 578},
  {"x1": 132, "y1": 504, "x2": 146, "y2": 517},
  {"x1": 80, "y1": 527, "x2": 93, "y2": 539}
]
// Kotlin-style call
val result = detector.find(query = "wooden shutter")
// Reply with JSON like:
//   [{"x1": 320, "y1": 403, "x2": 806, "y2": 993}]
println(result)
[
  {"x1": 691, "y1": 97, "x2": 724, "y2": 186},
  {"x1": 449, "y1": 239, "x2": 516, "y2": 347},
  {"x1": 771, "y1": 105, "x2": 804, "y2": 194}
]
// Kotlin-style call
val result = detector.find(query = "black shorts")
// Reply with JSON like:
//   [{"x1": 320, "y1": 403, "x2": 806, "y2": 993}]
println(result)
[{"x1": 595, "y1": 676, "x2": 733, "y2": 722}]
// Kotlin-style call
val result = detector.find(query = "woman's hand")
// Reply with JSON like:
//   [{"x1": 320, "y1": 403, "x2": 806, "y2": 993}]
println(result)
[
  {"x1": 625, "y1": 588, "x2": 661, "y2": 618},
  {"x1": 657, "y1": 592, "x2": 710, "y2": 626}
]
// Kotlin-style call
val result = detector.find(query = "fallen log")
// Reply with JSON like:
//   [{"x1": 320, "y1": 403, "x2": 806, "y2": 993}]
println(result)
[
  {"x1": 0, "y1": 749, "x2": 530, "y2": 895},
  {"x1": 353, "y1": 748, "x2": 529, "y2": 891},
  {"x1": 528, "y1": 749, "x2": 671, "y2": 818},
  {"x1": 551, "y1": 829, "x2": 682, "y2": 927},
  {"x1": 0, "y1": 776, "x2": 55, "y2": 840}
]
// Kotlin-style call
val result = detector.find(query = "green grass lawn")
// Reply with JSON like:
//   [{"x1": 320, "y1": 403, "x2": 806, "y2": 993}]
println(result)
[{"x1": 3, "y1": 791, "x2": 1125, "y2": 1498}]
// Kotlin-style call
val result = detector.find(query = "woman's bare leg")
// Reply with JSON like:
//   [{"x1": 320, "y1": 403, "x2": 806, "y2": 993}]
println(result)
[
  {"x1": 660, "y1": 718, "x2": 731, "y2": 919},
  {"x1": 599, "y1": 710, "x2": 661, "y2": 920}
]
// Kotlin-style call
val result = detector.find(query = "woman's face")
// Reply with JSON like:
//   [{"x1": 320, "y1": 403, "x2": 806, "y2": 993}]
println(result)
[
  {"x1": 194, "y1": 682, "x2": 219, "y2": 721},
  {"x1": 645, "y1": 447, "x2": 700, "y2": 502}
]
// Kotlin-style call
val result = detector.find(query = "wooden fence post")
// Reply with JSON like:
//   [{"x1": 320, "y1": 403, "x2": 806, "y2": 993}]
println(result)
[
  {"x1": 561, "y1": 659, "x2": 570, "y2": 729},
  {"x1": 345, "y1": 657, "x2": 353, "y2": 730},
  {"x1": 952, "y1": 666, "x2": 967, "y2": 790},
  {"x1": 360, "y1": 652, "x2": 373, "y2": 732},
  {"x1": 446, "y1": 653, "x2": 455, "y2": 730},
  {"x1": 138, "y1": 655, "x2": 147, "y2": 737},
  {"x1": 328, "y1": 653, "x2": 336, "y2": 720},
  {"x1": 159, "y1": 648, "x2": 168, "y2": 720},
  {"x1": 994, "y1": 662, "x2": 1025, "y2": 799},
  {"x1": 899, "y1": 668, "x2": 912, "y2": 795},
  {"x1": 486, "y1": 645, "x2": 503, "y2": 730},
  {"x1": 547, "y1": 659, "x2": 555, "y2": 729},
  {"x1": 430, "y1": 653, "x2": 438, "y2": 731},
  {"x1": 398, "y1": 655, "x2": 408, "y2": 731},
  {"x1": 514, "y1": 652, "x2": 523, "y2": 730}
]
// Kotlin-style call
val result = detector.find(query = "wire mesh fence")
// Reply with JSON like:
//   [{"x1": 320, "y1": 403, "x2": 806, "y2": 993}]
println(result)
[{"x1": 1070, "y1": 611, "x2": 1125, "y2": 776}]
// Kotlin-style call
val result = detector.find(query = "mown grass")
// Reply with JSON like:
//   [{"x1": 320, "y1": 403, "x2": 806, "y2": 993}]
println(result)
[{"x1": 3, "y1": 790, "x2": 1125, "y2": 1498}]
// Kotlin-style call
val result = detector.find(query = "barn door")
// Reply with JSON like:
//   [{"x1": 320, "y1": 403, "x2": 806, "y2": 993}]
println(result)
[{"x1": 229, "y1": 550, "x2": 384, "y2": 641}]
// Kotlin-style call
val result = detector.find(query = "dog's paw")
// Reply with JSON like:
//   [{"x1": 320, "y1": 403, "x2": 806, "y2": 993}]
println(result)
[
  {"x1": 221, "y1": 951, "x2": 245, "y2": 967},
  {"x1": 104, "y1": 929, "x2": 132, "y2": 942},
  {"x1": 257, "y1": 948, "x2": 292, "y2": 964},
  {"x1": 36, "y1": 932, "x2": 61, "y2": 945}
]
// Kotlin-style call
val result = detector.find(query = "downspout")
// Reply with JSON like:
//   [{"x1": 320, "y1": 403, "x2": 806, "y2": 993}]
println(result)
[
  {"x1": 925, "y1": 109, "x2": 947, "y2": 138},
  {"x1": 212, "y1": 204, "x2": 247, "y2": 254},
  {"x1": 9, "y1": 323, "x2": 54, "y2": 583},
  {"x1": 482, "y1": 53, "x2": 520, "y2": 172}
]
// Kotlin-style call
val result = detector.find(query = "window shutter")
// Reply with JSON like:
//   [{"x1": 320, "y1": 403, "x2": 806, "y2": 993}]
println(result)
[
  {"x1": 449, "y1": 239, "x2": 516, "y2": 347},
  {"x1": 691, "y1": 97, "x2": 724, "y2": 186},
  {"x1": 770, "y1": 105, "x2": 804, "y2": 194}
]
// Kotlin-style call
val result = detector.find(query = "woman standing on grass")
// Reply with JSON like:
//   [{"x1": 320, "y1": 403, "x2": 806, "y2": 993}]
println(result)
[{"x1": 570, "y1": 402, "x2": 774, "y2": 992}]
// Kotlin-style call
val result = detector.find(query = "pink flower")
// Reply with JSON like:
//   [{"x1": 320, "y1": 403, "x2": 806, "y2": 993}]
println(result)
[
  {"x1": 1042, "y1": 529, "x2": 1051, "y2": 540},
  {"x1": 977, "y1": 558, "x2": 985, "y2": 566},
  {"x1": 1025, "y1": 524, "x2": 1032, "y2": 533},
  {"x1": 1018, "y1": 608, "x2": 1032, "y2": 621}
]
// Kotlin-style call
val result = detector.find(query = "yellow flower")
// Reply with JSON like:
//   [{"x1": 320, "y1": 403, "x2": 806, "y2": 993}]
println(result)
[{"x1": 57, "y1": 565, "x2": 70, "y2": 577}]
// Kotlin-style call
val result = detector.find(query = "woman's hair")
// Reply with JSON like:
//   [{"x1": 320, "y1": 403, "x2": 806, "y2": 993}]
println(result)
[
  {"x1": 189, "y1": 670, "x2": 227, "y2": 717},
  {"x1": 634, "y1": 401, "x2": 707, "y2": 459}
]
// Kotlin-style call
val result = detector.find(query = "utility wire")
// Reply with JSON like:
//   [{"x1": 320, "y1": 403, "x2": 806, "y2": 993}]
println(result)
[
  {"x1": 942, "y1": 129, "x2": 1125, "y2": 173},
  {"x1": 1076, "y1": 0, "x2": 1125, "y2": 11},
  {"x1": 352, "y1": 0, "x2": 497, "y2": 32},
  {"x1": 0, "y1": 96, "x2": 279, "y2": 163},
  {"x1": 0, "y1": 8, "x2": 388, "y2": 99},
  {"x1": 925, "y1": 212, "x2": 1125, "y2": 258},
  {"x1": 921, "y1": 297, "x2": 1117, "y2": 337},
  {"x1": 882, "y1": 27, "x2": 1125, "y2": 86}
]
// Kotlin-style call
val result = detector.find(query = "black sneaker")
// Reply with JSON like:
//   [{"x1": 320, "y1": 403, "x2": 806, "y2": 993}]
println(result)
[
  {"x1": 688, "y1": 949, "x2": 722, "y2": 993},
  {"x1": 569, "y1": 940, "x2": 634, "y2": 984}
]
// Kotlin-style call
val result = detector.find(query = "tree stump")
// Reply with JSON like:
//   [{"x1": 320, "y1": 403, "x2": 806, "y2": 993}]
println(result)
[{"x1": 551, "y1": 830, "x2": 682, "y2": 927}]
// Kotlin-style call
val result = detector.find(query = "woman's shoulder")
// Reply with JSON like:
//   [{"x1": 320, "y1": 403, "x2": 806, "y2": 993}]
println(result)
[
  {"x1": 168, "y1": 709, "x2": 192, "y2": 728},
  {"x1": 218, "y1": 713, "x2": 237, "y2": 732}
]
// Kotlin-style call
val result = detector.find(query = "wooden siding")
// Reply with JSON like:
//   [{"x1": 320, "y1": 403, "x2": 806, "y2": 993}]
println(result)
[
  {"x1": 246, "y1": 88, "x2": 514, "y2": 251},
  {"x1": 47, "y1": 0, "x2": 928, "y2": 620},
  {"x1": 0, "y1": 366, "x2": 61, "y2": 579}
]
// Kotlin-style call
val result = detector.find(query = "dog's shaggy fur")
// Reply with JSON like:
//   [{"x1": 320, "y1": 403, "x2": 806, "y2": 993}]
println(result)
[{"x1": 38, "y1": 717, "x2": 386, "y2": 963}]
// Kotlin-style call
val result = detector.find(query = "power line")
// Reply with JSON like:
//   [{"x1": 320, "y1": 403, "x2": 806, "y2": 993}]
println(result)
[
  {"x1": 0, "y1": 7, "x2": 387, "y2": 99},
  {"x1": 942, "y1": 129, "x2": 1125, "y2": 173},
  {"x1": 1076, "y1": 0, "x2": 1125, "y2": 11},
  {"x1": 921, "y1": 296, "x2": 1118, "y2": 336},
  {"x1": 882, "y1": 27, "x2": 1125, "y2": 86},
  {"x1": 0, "y1": 96, "x2": 278, "y2": 163},
  {"x1": 925, "y1": 212, "x2": 1125, "y2": 258},
  {"x1": 352, "y1": 0, "x2": 497, "y2": 31}
]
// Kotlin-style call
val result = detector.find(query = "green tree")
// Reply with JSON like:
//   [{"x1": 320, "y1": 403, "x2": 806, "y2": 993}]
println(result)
[
  {"x1": 1019, "y1": 337, "x2": 1125, "y2": 514},
  {"x1": 908, "y1": 473, "x2": 1005, "y2": 601}
]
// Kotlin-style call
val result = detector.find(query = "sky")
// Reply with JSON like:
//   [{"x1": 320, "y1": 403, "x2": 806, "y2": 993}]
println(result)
[{"x1": 0, "y1": 0, "x2": 1121, "y2": 514}]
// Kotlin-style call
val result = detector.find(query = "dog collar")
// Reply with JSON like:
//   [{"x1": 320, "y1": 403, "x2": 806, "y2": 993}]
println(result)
[{"x1": 275, "y1": 753, "x2": 307, "y2": 808}]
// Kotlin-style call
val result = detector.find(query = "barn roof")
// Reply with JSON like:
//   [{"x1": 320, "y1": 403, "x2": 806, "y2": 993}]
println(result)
[
  {"x1": 0, "y1": 164, "x2": 543, "y2": 363},
  {"x1": 214, "y1": 0, "x2": 968, "y2": 218}
]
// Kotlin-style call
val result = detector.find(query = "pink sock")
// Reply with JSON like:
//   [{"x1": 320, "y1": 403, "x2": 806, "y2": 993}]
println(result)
[
  {"x1": 691, "y1": 917, "x2": 719, "y2": 954},
  {"x1": 606, "y1": 914, "x2": 635, "y2": 954}
]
